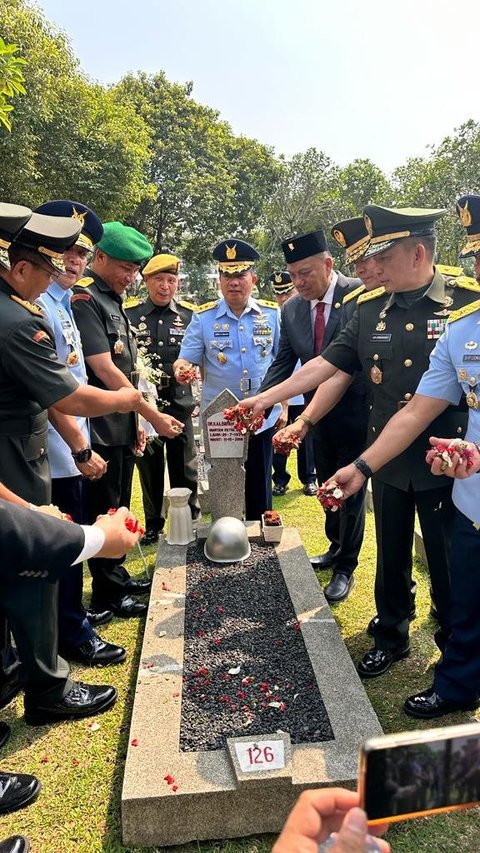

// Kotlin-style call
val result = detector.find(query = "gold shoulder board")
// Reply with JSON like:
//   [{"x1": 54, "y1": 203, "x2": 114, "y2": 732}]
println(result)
[
  {"x1": 10, "y1": 294, "x2": 44, "y2": 317},
  {"x1": 437, "y1": 264, "x2": 463, "y2": 277},
  {"x1": 455, "y1": 276, "x2": 480, "y2": 292},
  {"x1": 178, "y1": 300, "x2": 196, "y2": 311},
  {"x1": 447, "y1": 299, "x2": 480, "y2": 324},
  {"x1": 197, "y1": 300, "x2": 219, "y2": 313},
  {"x1": 123, "y1": 296, "x2": 141, "y2": 309},
  {"x1": 257, "y1": 298, "x2": 277, "y2": 309},
  {"x1": 357, "y1": 286, "x2": 385, "y2": 304},
  {"x1": 342, "y1": 284, "x2": 366, "y2": 305},
  {"x1": 76, "y1": 276, "x2": 94, "y2": 288}
]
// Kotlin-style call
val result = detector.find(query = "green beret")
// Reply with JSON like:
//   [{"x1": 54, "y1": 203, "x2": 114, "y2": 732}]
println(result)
[{"x1": 97, "y1": 221, "x2": 153, "y2": 263}]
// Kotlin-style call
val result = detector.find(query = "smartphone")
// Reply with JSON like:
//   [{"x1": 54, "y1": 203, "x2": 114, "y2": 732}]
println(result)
[{"x1": 359, "y1": 721, "x2": 480, "y2": 824}]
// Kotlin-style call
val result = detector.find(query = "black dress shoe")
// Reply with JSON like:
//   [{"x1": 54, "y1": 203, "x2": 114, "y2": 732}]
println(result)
[
  {"x1": 0, "y1": 722, "x2": 10, "y2": 750},
  {"x1": 302, "y1": 483, "x2": 317, "y2": 496},
  {"x1": 108, "y1": 595, "x2": 148, "y2": 618},
  {"x1": 310, "y1": 549, "x2": 340, "y2": 569},
  {"x1": 0, "y1": 670, "x2": 22, "y2": 711},
  {"x1": 85, "y1": 609, "x2": 113, "y2": 628},
  {"x1": 324, "y1": 573, "x2": 355, "y2": 603},
  {"x1": 357, "y1": 646, "x2": 410, "y2": 678},
  {"x1": 124, "y1": 578, "x2": 152, "y2": 595},
  {"x1": 367, "y1": 607, "x2": 417, "y2": 637},
  {"x1": 24, "y1": 681, "x2": 117, "y2": 726},
  {"x1": 0, "y1": 836, "x2": 30, "y2": 853},
  {"x1": 140, "y1": 528, "x2": 160, "y2": 546},
  {"x1": 404, "y1": 686, "x2": 479, "y2": 719},
  {"x1": 272, "y1": 484, "x2": 288, "y2": 496},
  {"x1": 0, "y1": 772, "x2": 41, "y2": 814},
  {"x1": 60, "y1": 632, "x2": 126, "y2": 667}
]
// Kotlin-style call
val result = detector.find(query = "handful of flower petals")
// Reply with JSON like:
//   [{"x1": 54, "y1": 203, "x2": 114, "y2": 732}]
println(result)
[
  {"x1": 223, "y1": 405, "x2": 264, "y2": 434},
  {"x1": 272, "y1": 431, "x2": 302, "y2": 455},
  {"x1": 317, "y1": 480, "x2": 345, "y2": 512},
  {"x1": 426, "y1": 441, "x2": 474, "y2": 472},
  {"x1": 177, "y1": 363, "x2": 197, "y2": 383},
  {"x1": 107, "y1": 507, "x2": 145, "y2": 536}
]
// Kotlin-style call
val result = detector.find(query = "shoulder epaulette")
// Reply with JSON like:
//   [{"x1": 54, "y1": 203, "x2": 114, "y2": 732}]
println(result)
[
  {"x1": 342, "y1": 284, "x2": 366, "y2": 305},
  {"x1": 123, "y1": 296, "x2": 141, "y2": 309},
  {"x1": 455, "y1": 276, "x2": 480, "y2": 292},
  {"x1": 10, "y1": 294, "x2": 44, "y2": 317},
  {"x1": 178, "y1": 299, "x2": 196, "y2": 311},
  {"x1": 197, "y1": 300, "x2": 219, "y2": 313},
  {"x1": 257, "y1": 299, "x2": 277, "y2": 309},
  {"x1": 357, "y1": 286, "x2": 385, "y2": 304},
  {"x1": 447, "y1": 299, "x2": 480, "y2": 324},
  {"x1": 75, "y1": 276, "x2": 94, "y2": 288},
  {"x1": 437, "y1": 264, "x2": 464, "y2": 277}
]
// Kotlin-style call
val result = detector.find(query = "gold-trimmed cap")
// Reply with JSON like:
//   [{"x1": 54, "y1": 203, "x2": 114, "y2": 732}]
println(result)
[
  {"x1": 13, "y1": 212, "x2": 82, "y2": 274},
  {"x1": 456, "y1": 195, "x2": 480, "y2": 257},
  {"x1": 213, "y1": 238, "x2": 260, "y2": 273},
  {"x1": 143, "y1": 253, "x2": 181, "y2": 277},
  {"x1": 331, "y1": 216, "x2": 370, "y2": 265},
  {"x1": 363, "y1": 205, "x2": 446, "y2": 258},
  {"x1": 34, "y1": 200, "x2": 103, "y2": 253},
  {"x1": 0, "y1": 203, "x2": 33, "y2": 271},
  {"x1": 268, "y1": 270, "x2": 294, "y2": 294}
]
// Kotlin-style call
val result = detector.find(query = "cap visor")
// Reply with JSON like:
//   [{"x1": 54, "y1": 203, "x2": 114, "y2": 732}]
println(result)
[{"x1": 364, "y1": 239, "x2": 396, "y2": 259}]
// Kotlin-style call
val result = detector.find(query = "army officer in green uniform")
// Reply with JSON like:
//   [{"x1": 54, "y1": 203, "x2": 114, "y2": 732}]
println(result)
[{"x1": 126, "y1": 252, "x2": 200, "y2": 544}]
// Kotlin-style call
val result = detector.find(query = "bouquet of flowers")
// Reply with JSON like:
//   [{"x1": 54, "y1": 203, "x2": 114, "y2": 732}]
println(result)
[
  {"x1": 223, "y1": 404, "x2": 264, "y2": 434},
  {"x1": 272, "y1": 431, "x2": 302, "y2": 456},
  {"x1": 317, "y1": 481, "x2": 345, "y2": 512},
  {"x1": 426, "y1": 441, "x2": 474, "y2": 471}
]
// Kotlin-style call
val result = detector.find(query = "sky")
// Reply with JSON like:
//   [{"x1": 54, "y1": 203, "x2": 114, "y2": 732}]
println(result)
[{"x1": 36, "y1": 0, "x2": 480, "y2": 174}]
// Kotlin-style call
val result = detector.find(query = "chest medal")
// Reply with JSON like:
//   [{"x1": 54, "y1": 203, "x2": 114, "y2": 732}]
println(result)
[{"x1": 217, "y1": 351, "x2": 227, "y2": 364}]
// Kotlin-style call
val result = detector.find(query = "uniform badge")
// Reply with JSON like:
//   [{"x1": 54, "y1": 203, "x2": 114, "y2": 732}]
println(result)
[
  {"x1": 370, "y1": 365, "x2": 383, "y2": 384},
  {"x1": 173, "y1": 316, "x2": 183, "y2": 326},
  {"x1": 443, "y1": 296, "x2": 454, "y2": 308},
  {"x1": 138, "y1": 322, "x2": 147, "y2": 331},
  {"x1": 427, "y1": 318, "x2": 447, "y2": 339},
  {"x1": 466, "y1": 390, "x2": 479, "y2": 409},
  {"x1": 114, "y1": 336, "x2": 125, "y2": 355},
  {"x1": 376, "y1": 321, "x2": 386, "y2": 332},
  {"x1": 217, "y1": 352, "x2": 227, "y2": 364},
  {"x1": 67, "y1": 350, "x2": 79, "y2": 366},
  {"x1": 214, "y1": 323, "x2": 220, "y2": 330},
  {"x1": 459, "y1": 368, "x2": 468, "y2": 381},
  {"x1": 222, "y1": 323, "x2": 229, "y2": 330},
  {"x1": 379, "y1": 309, "x2": 387, "y2": 320},
  {"x1": 465, "y1": 341, "x2": 478, "y2": 350}
]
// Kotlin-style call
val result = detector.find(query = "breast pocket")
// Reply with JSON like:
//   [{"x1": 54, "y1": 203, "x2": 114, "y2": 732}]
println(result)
[
  {"x1": 20, "y1": 430, "x2": 47, "y2": 462},
  {"x1": 362, "y1": 343, "x2": 394, "y2": 383},
  {"x1": 253, "y1": 335, "x2": 273, "y2": 363}
]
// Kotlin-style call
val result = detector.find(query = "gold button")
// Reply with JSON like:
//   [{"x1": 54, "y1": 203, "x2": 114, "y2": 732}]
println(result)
[
  {"x1": 404, "y1": 358, "x2": 412, "y2": 367},
  {"x1": 457, "y1": 426, "x2": 463, "y2": 434},
  {"x1": 241, "y1": 347, "x2": 246, "y2": 353},
  {"x1": 404, "y1": 393, "x2": 412, "y2": 401},
  {"x1": 373, "y1": 354, "x2": 379, "y2": 361},
  {"x1": 405, "y1": 323, "x2": 414, "y2": 331},
  {"x1": 334, "y1": 302, "x2": 341, "y2": 309}
]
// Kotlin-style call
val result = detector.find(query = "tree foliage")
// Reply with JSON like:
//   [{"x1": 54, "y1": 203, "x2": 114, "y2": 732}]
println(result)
[{"x1": 0, "y1": 35, "x2": 27, "y2": 131}]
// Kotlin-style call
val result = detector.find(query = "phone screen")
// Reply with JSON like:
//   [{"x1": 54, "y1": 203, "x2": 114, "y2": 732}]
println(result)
[{"x1": 360, "y1": 726, "x2": 480, "y2": 823}]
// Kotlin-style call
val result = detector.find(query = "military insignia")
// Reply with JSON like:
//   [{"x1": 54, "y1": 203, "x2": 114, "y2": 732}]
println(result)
[
  {"x1": 465, "y1": 341, "x2": 478, "y2": 350},
  {"x1": 197, "y1": 300, "x2": 219, "y2": 313},
  {"x1": 288, "y1": 242, "x2": 295, "y2": 251},
  {"x1": 173, "y1": 315, "x2": 183, "y2": 326},
  {"x1": 71, "y1": 206, "x2": 87, "y2": 226},
  {"x1": 459, "y1": 368, "x2": 468, "y2": 381},
  {"x1": 10, "y1": 295, "x2": 45, "y2": 316},
  {"x1": 217, "y1": 352, "x2": 227, "y2": 364},
  {"x1": 138, "y1": 322, "x2": 147, "y2": 331},
  {"x1": 370, "y1": 365, "x2": 383, "y2": 384},
  {"x1": 75, "y1": 276, "x2": 94, "y2": 288},
  {"x1": 427, "y1": 318, "x2": 447, "y2": 339},
  {"x1": 140, "y1": 316, "x2": 145, "y2": 321},
  {"x1": 358, "y1": 286, "x2": 385, "y2": 304},
  {"x1": 343, "y1": 285, "x2": 366, "y2": 305},
  {"x1": 226, "y1": 243, "x2": 237, "y2": 260},
  {"x1": 443, "y1": 296, "x2": 454, "y2": 308},
  {"x1": 33, "y1": 330, "x2": 50, "y2": 343},
  {"x1": 433, "y1": 308, "x2": 451, "y2": 317},
  {"x1": 66, "y1": 350, "x2": 79, "y2": 366},
  {"x1": 457, "y1": 200, "x2": 472, "y2": 227},
  {"x1": 466, "y1": 390, "x2": 479, "y2": 409},
  {"x1": 71, "y1": 292, "x2": 91, "y2": 304},
  {"x1": 333, "y1": 228, "x2": 347, "y2": 247},
  {"x1": 376, "y1": 321, "x2": 386, "y2": 332},
  {"x1": 364, "y1": 214, "x2": 373, "y2": 236},
  {"x1": 275, "y1": 273, "x2": 283, "y2": 284},
  {"x1": 448, "y1": 300, "x2": 480, "y2": 324},
  {"x1": 114, "y1": 337, "x2": 125, "y2": 355},
  {"x1": 214, "y1": 323, "x2": 220, "y2": 329},
  {"x1": 257, "y1": 299, "x2": 277, "y2": 309},
  {"x1": 469, "y1": 376, "x2": 478, "y2": 386},
  {"x1": 222, "y1": 323, "x2": 229, "y2": 330}
]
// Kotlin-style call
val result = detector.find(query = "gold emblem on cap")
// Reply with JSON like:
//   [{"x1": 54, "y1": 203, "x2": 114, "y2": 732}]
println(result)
[
  {"x1": 457, "y1": 200, "x2": 472, "y2": 228},
  {"x1": 72, "y1": 206, "x2": 87, "y2": 225},
  {"x1": 364, "y1": 214, "x2": 373, "y2": 237},
  {"x1": 288, "y1": 242, "x2": 295, "y2": 251},
  {"x1": 333, "y1": 229, "x2": 347, "y2": 248},
  {"x1": 275, "y1": 273, "x2": 283, "y2": 284},
  {"x1": 226, "y1": 243, "x2": 237, "y2": 260}
]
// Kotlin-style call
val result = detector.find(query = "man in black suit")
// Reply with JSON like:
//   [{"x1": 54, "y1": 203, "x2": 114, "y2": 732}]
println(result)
[{"x1": 260, "y1": 229, "x2": 369, "y2": 602}]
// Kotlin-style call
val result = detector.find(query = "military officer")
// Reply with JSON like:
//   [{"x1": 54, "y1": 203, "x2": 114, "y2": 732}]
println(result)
[
  {"x1": 72, "y1": 222, "x2": 184, "y2": 617},
  {"x1": 269, "y1": 271, "x2": 317, "y2": 498},
  {"x1": 35, "y1": 199, "x2": 126, "y2": 666},
  {"x1": 329, "y1": 294, "x2": 480, "y2": 718},
  {"x1": 457, "y1": 193, "x2": 480, "y2": 284},
  {"x1": 260, "y1": 229, "x2": 369, "y2": 603},
  {"x1": 174, "y1": 238, "x2": 281, "y2": 520},
  {"x1": 126, "y1": 252, "x2": 200, "y2": 544},
  {"x1": 241, "y1": 206, "x2": 480, "y2": 676}
]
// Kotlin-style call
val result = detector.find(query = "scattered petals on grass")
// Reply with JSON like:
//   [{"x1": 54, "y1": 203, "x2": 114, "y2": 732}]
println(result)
[
  {"x1": 40, "y1": 755, "x2": 49, "y2": 763},
  {"x1": 88, "y1": 721, "x2": 101, "y2": 731},
  {"x1": 228, "y1": 666, "x2": 241, "y2": 675}
]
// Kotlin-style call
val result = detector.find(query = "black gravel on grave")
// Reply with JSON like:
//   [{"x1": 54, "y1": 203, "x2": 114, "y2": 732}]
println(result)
[{"x1": 180, "y1": 538, "x2": 334, "y2": 752}]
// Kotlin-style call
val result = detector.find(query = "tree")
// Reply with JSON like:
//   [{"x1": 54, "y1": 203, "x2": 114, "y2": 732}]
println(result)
[{"x1": 0, "y1": 35, "x2": 27, "y2": 131}]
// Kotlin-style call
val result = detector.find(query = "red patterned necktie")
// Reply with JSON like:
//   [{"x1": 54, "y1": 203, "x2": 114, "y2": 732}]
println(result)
[{"x1": 314, "y1": 302, "x2": 325, "y2": 356}]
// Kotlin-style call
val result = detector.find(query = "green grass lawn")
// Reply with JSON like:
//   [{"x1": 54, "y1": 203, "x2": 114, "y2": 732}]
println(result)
[{"x1": 1, "y1": 458, "x2": 479, "y2": 852}]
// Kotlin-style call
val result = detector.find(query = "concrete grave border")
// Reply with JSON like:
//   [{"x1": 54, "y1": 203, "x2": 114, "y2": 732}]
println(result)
[{"x1": 121, "y1": 524, "x2": 382, "y2": 847}]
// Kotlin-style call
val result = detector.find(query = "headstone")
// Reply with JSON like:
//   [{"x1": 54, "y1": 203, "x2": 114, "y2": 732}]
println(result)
[{"x1": 202, "y1": 389, "x2": 248, "y2": 520}]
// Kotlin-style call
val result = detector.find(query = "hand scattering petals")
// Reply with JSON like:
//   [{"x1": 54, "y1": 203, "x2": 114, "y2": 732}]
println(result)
[
  {"x1": 223, "y1": 404, "x2": 264, "y2": 434},
  {"x1": 272, "y1": 432, "x2": 302, "y2": 455},
  {"x1": 317, "y1": 480, "x2": 345, "y2": 512},
  {"x1": 427, "y1": 442, "x2": 474, "y2": 471}
]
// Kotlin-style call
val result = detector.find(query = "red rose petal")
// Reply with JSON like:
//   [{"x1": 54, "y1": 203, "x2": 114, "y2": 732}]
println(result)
[{"x1": 131, "y1": 738, "x2": 139, "y2": 746}]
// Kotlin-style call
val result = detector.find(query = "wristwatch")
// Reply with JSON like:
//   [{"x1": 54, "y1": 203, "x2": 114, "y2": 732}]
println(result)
[{"x1": 71, "y1": 447, "x2": 92, "y2": 463}]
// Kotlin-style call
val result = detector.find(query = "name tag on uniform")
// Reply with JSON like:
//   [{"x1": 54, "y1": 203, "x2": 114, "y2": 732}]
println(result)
[
  {"x1": 371, "y1": 333, "x2": 392, "y2": 342},
  {"x1": 463, "y1": 354, "x2": 480, "y2": 361},
  {"x1": 214, "y1": 330, "x2": 230, "y2": 337},
  {"x1": 169, "y1": 328, "x2": 184, "y2": 336},
  {"x1": 110, "y1": 313, "x2": 121, "y2": 321}
]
